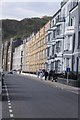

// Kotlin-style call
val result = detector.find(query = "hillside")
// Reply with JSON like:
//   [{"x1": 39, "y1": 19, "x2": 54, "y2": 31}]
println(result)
[{"x1": 2, "y1": 16, "x2": 52, "y2": 42}]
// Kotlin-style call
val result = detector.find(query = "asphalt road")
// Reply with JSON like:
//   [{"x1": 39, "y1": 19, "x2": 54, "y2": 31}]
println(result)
[{"x1": 2, "y1": 74, "x2": 79, "y2": 119}]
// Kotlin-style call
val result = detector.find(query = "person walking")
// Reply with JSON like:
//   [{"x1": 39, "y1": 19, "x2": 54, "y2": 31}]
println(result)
[
  {"x1": 36, "y1": 69, "x2": 40, "y2": 78},
  {"x1": 48, "y1": 69, "x2": 53, "y2": 80},
  {"x1": 2, "y1": 72, "x2": 4, "y2": 86},
  {"x1": 52, "y1": 70, "x2": 57, "y2": 82},
  {"x1": 39, "y1": 70, "x2": 43, "y2": 79},
  {"x1": 44, "y1": 70, "x2": 48, "y2": 80}
]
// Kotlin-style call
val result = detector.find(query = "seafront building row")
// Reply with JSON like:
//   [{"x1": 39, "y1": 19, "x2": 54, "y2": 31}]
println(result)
[{"x1": 2, "y1": 0, "x2": 80, "y2": 76}]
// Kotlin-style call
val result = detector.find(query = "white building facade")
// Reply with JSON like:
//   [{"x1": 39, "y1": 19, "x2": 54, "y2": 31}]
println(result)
[
  {"x1": 62, "y1": 0, "x2": 78, "y2": 72},
  {"x1": 46, "y1": 8, "x2": 65, "y2": 73},
  {"x1": 46, "y1": 0, "x2": 79, "y2": 74},
  {"x1": 12, "y1": 44, "x2": 23, "y2": 72}
]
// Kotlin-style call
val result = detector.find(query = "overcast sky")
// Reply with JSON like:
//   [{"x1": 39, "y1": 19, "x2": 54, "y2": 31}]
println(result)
[{"x1": 0, "y1": 0, "x2": 62, "y2": 21}]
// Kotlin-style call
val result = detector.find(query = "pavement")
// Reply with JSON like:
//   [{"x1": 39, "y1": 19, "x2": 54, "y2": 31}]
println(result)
[{"x1": 21, "y1": 72, "x2": 80, "y2": 95}]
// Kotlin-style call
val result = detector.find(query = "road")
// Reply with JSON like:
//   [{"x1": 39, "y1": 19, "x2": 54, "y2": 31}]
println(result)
[
  {"x1": 0, "y1": 76, "x2": 2, "y2": 120},
  {"x1": 2, "y1": 74, "x2": 78, "y2": 119}
]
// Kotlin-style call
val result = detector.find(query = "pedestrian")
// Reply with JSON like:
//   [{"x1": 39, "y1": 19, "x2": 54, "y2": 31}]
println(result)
[
  {"x1": 36, "y1": 69, "x2": 41, "y2": 78},
  {"x1": 42, "y1": 69, "x2": 45, "y2": 78},
  {"x1": 39, "y1": 70, "x2": 43, "y2": 79},
  {"x1": 53, "y1": 70, "x2": 57, "y2": 82},
  {"x1": 44, "y1": 70, "x2": 48, "y2": 80},
  {"x1": 2, "y1": 72, "x2": 4, "y2": 86},
  {"x1": 36, "y1": 69, "x2": 39, "y2": 78},
  {"x1": 48, "y1": 69, "x2": 53, "y2": 80}
]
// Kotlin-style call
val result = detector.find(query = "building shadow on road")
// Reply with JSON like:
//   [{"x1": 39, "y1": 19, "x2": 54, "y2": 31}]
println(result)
[
  {"x1": 2, "y1": 95, "x2": 7, "y2": 102},
  {"x1": 9, "y1": 95, "x2": 33, "y2": 101}
]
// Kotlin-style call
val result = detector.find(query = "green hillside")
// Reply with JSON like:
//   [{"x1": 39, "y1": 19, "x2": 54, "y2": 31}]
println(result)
[{"x1": 2, "y1": 16, "x2": 52, "y2": 42}]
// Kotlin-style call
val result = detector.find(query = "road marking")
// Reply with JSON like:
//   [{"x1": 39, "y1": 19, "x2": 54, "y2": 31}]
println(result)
[
  {"x1": 9, "y1": 106, "x2": 12, "y2": 109},
  {"x1": 9, "y1": 109, "x2": 13, "y2": 113},
  {"x1": 6, "y1": 92, "x2": 9, "y2": 96},
  {"x1": 4, "y1": 81, "x2": 14, "y2": 118},
  {"x1": 8, "y1": 103, "x2": 11, "y2": 106},
  {"x1": 10, "y1": 114, "x2": 14, "y2": 118},
  {"x1": 6, "y1": 88, "x2": 7, "y2": 91}
]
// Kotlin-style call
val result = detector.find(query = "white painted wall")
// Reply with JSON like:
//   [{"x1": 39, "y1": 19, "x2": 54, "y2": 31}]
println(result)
[{"x1": 12, "y1": 44, "x2": 23, "y2": 71}]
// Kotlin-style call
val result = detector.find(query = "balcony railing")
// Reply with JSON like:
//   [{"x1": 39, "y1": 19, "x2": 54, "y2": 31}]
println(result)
[
  {"x1": 49, "y1": 25, "x2": 57, "y2": 31},
  {"x1": 47, "y1": 54, "x2": 57, "y2": 60},
  {"x1": 64, "y1": 26, "x2": 75, "y2": 35},
  {"x1": 56, "y1": 17, "x2": 65, "y2": 24}
]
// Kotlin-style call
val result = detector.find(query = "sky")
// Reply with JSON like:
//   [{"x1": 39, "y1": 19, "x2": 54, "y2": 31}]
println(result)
[{"x1": 0, "y1": 0, "x2": 62, "y2": 21}]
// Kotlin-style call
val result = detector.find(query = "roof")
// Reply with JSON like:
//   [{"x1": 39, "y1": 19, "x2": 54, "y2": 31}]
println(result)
[
  {"x1": 52, "y1": 9, "x2": 61, "y2": 19},
  {"x1": 60, "y1": 0, "x2": 69, "y2": 7}
]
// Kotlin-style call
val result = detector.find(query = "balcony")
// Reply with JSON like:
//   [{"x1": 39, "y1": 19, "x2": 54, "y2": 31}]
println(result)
[
  {"x1": 48, "y1": 25, "x2": 57, "y2": 31},
  {"x1": 56, "y1": 17, "x2": 65, "y2": 25},
  {"x1": 64, "y1": 26, "x2": 75, "y2": 35},
  {"x1": 52, "y1": 54, "x2": 57, "y2": 58},
  {"x1": 56, "y1": 47, "x2": 61, "y2": 53},
  {"x1": 47, "y1": 54, "x2": 57, "y2": 60}
]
